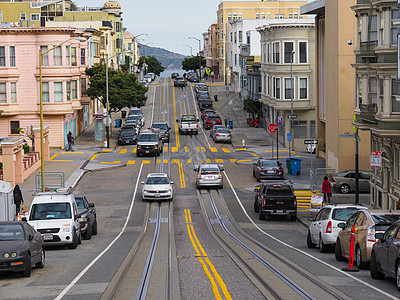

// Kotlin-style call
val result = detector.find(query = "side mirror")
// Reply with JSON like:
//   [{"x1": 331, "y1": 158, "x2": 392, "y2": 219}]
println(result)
[
  {"x1": 141, "y1": 181, "x2": 144, "y2": 185},
  {"x1": 28, "y1": 234, "x2": 34, "y2": 241},
  {"x1": 218, "y1": 164, "x2": 224, "y2": 171},
  {"x1": 88, "y1": 203, "x2": 95, "y2": 208},
  {"x1": 375, "y1": 232, "x2": 384, "y2": 240},
  {"x1": 307, "y1": 217, "x2": 315, "y2": 221},
  {"x1": 337, "y1": 223, "x2": 345, "y2": 229},
  {"x1": 75, "y1": 213, "x2": 81, "y2": 220},
  {"x1": 170, "y1": 181, "x2": 175, "y2": 184}
]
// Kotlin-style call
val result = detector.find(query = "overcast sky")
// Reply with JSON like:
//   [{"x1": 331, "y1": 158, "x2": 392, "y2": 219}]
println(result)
[{"x1": 76, "y1": 0, "x2": 218, "y2": 55}]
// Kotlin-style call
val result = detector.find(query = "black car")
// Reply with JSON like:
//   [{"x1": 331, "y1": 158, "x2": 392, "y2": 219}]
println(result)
[
  {"x1": 75, "y1": 196, "x2": 97, "y2": 240},
  {"x1": 253, "y1": 182, "x2": 297, "y2": 221},
  {"x1": 199, "y1": 99, "x2": 213, "y2": 110},
  {"x1": 173, "y1": 77, "x2": 186, "y2": 87},
  {"x1": 151, "y1": 122, "x2": 171, "y2": 143},
  {"x1": 118, "y1": 127, "x2": 137, "y2": 145},
  {"x1": 253, "y1": 159, "x2": 284, "y2": 181},
  {"x1": 196, "y1": 90, "x2": 209, "y2": 101},
  {"x1": 0, "y1": 221, "x2": 45, "y2": 277}
]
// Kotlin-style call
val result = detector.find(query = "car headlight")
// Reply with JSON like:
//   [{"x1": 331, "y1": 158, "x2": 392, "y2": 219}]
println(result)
[
  {"x1": 154, "y1": 146, "x2": 158, "y2": 149},
  {"x1": 11, "y1": 252, "x2": 17, "y2": 258},
  {"x1": 143, "y1": 189, "x2": 149, "y2": 194},
  {"x1": 137, "y1": 146, "x2": 142, "y2": 149},
  {"x1": 62, "y1": 224, "x2": 70, "y2": 232},
  {"x1": 3, "y1": 253, "x2": 9, "y2": 258},
  {"x1": 79, "y1": 217, "x2": 87, "y2": 223}
]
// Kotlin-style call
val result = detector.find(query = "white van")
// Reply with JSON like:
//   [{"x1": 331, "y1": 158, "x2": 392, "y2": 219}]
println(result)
[{"x1": 27, "y1": 189, "x2": 82, "y2": 249}]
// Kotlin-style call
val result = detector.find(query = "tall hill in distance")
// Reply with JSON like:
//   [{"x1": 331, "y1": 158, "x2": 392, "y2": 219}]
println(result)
[{"x1": 139, "y1": 44, "x2": 187, "y2": 70}]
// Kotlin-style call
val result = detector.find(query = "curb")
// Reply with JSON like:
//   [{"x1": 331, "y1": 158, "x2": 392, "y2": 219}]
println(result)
[
  {"x1": 84, "y1": 163, "x2": 127, "y2": 173},
  {"x1": 296, "y1": 215, "x2": 310, "y2": 229}
]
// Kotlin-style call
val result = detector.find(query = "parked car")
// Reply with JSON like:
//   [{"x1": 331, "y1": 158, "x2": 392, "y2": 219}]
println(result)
[
  {"x1": 138, "y1": 80, "x2": 149, "y2": 87},
  {"x1": 196, "y1": 90, "x2": 209, "y2": 101},
  {"x1": 335, "y1": 209, "x2": 400, "y2": 268},
  {"x1": 253, "y1": 159, "x2": 284, "y2": 181},
  {"x1": 173, "y1": 77, "x2": 187, "y2": 87},
  {"x1": 171, "y1": 73, "x2": 179, "y2": 79},
  {"x1": 141, "y1": 173, "x2": 174, "y2": 201},
  {"x1": 306, "y1": 142, "x2": 317, "y2": 154},
  {"x1": 27, "y1": 188, "x2": 82, "y2": 249},
  {"x1": 194, "y1": 164, "x2": 224, "y2": 189},
  {"x1": 212, "y1": 128, "x2": 231, "y2": 143},
  {"x1": 202, "y1": 109, "x2": 215, "y2": 121},
  {"x1": 199, "y1": 99, "x2": 213, "y2": 110},
  {"x1": 209, "y1": 124, "x2": 225, "y2": 137},
  {"x1": 147, "y1": 72, "x2": 156, "y2": 81},
  {"x1": 203, "y1": 114, "x2": 222, "y2": 130},
  {"x1": 0, "y1": 221, "x2": 45, "y2": 277},
  {"x1": 143, "y1": 74, "x2": 152, "y2": 83},
  {"x1": 75, "y1": 196, "x2": 97, "y2": 240},
  {"x1": 118, "y1": 127, "x2": 137, "y2": 145},
  {"x1": 253, "y1": 181, "x2": 297, "y2": 221},
  {"x1": 136, "y1": 130, "x2": 163, "y2": 157},
  {"x1": 370, "y1": 221, "x2": 400, "y2": 290},
  {"x1": 307, "y1": 205, "x2": 365, "y2": 252},
  {"x1": 150, "y1": 122, "x2": 171, "y2": 143},
  {"x1": 193, "y1": 83, "x2": 208, "y2": 93},
  {"x1": 330, "y1": 170, "x2": 370, "y2": 194}
]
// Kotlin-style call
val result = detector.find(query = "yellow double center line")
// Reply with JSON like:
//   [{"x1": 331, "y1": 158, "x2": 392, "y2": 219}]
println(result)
[{"x1": 185, "y1": 209, "x2": 231, "y2": 300}]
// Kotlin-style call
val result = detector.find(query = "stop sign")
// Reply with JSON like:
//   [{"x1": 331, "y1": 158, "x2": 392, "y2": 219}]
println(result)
[{"x1": 268, "y1": 123, "x2": 277, "y2": 134}]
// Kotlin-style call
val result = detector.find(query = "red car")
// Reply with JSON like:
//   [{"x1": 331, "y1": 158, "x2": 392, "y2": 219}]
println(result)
[{"x1": 203, "y1": 114, "x2": 222, "y2": 130}]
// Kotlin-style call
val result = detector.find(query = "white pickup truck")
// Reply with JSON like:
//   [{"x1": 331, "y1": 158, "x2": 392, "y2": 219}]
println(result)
[{"x1": 176, "y1": 114, "x2": 199, "y2": 135}]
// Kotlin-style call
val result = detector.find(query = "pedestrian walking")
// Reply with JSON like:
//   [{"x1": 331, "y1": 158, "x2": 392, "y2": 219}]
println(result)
[
  {"x1": 13, "y1": 184, "x2": 24, "y2": 216},
  {"x1": 322, "y1": 176, "x2": 332, "y2": 204},
  {"x1": 66, "y1": 131, "x2": 74, "y2": 151}
]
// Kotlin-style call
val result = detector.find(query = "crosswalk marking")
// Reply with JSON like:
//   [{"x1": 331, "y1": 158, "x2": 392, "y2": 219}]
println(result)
[
  {"x1": 294, "y1": 190, "x2": 322, "y2": 209},
  {"x1": 215, "y1": 159, "x2": 224, "y2": 163},
  {"x1": 222, "y1": 148, "x2": 231, "y2": 153},
  {"x1": 196, "y1": 146, "x2": 200, "y2": 152},
  {"x1": 127, "y1": 160, "x2": 135, "y2": 165},
  {"x1": 201, "y1": 147, "x2": 206, "y2": 152},
  {"x1": 157, "y1": 159, "x2": 169, "y2": 163},
  {"x1": 172, "y1": 147, "x2": 178, "y2": 152},
  {"x1": 210, "y1": 147, "x2": 218, "y2": 152},
  {"x1": 119, "y1": 149, "x2": 127, "y2": 154},
  {"x1": 132, "y1": 148, "x2": 137, "y2": 153},
  {"x1": 230, "y1": 159, "x2": 237, "y2": 163},
  {"x1": 142, "y1": 160, "x2": 150, "y2": 164}
]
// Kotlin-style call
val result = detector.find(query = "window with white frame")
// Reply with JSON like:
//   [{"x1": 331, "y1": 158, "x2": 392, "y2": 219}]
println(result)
[
  {"x1": 11, "y1": 82, "x2": 16, "y2": 103},
  {"x1": 72, "y1": 80, "x2": 77, "y2": 99},
  {"x1": 392, "y1": 79, "x2": 400, "y2": 113},
  {"x1": 310, "y1": 120, "x2": 316, "y2": 138},
  {"x1": 357, "y1": 17, "x2": 362, "y2": 45},
  {"x1": 379, "y1": 78, "x2": 384, "y2": 112},
  {"x1": 267, "y1": 76, "x2": 270, "y2": 96},
  {"x1": 233, "y1": 13, "x2": 237, "y2": 20},
  {"x1": 275, "y1": 78, "x2": 280, "y2": 99},
  {"x1": 284, "y1": 78, "x2": 293, "y2": 99},
  {"x1": 10, "y1": 46, "x2": 15, "y2": 67},
  {"x1": 289, "y1": 13, "x2": 293, "y2": 19},
  {"x1": 284, "y1": 42, "x2": 294, "y2": 63},
  {"x1": 228, "y1": 13, "x2": 232, "y2": 21},
  {"x1": 370, "y1": 15, "x2": 377, "y2": 42},
  {"x1": 42, "y1": 82, "x2": 49, "y2": 102},
  {"x1": 261, "y1": 12, "x2": 265, "y2": 19},
  {"x1": 272, "y1": 77, "x2": 275, "y2": 97},
  {"x1": 299, "y1": 78, "x2": 308, "y2": 99},
  {"x1": 66, "y1": 81, "x2": 71, "y2": 101},
  {"x1": 81, "y1": 78, "x2": 87, "y2": 96},
  {"x1": 81, "y1": 48, "x2": 85, "y2": 65},
  {"x1": 293, "y1": 120, "x2": 307, "y2": 138},
  {"x1": 370, "y1": 77, "x2": 377, "y2": 105},
  {"x1": 54, "y1": 82, "x2": 63, "y2": 102},
  {"x1": 0, "y1": 46, "x2": 5, "y2": 67},
  {"x1": 66, "y1": 46, "x2": 70, "y2": 66},
  {"x1": 20, "y1": 13, "x2": 26, "y2": 20},
  {"x1": 0, "y1": 82, "x2": 5, "y2": 103},
  {"x1": 238, "y1": 31, "x2": 242, "y2": 43},
  {"x1": 71, "y1": 47, "x2": 77, "y2": 66},
  {"x1": 274, "y1": 14, "x2": 279, "y2": 19},
  {"x1": 392, "y1": 10, "x2": 400, "y2": 45},
  {"x1": 31, "y1": 14, "x2": 39, "y2": 21},
  {"x1": 379, "y1": 11, "x2": 384, "y2": 45},
  {"x1": 256, "y1": 13, "x2": 260, "y2": 19},
  {"x1": 53, "y1": 46, "x2": 62, "y2": 66},
  {"x1": 239, "y1": 13, "x2": 242, "y2": 20},
  {"x1": 267, "y1": 13, "x2": 270, "y2": 19},
  {"x1": 234, "y1": 54, "x2": 237, "y2": 66},
  {"x1": 294, "y1": 12, "x2": 298, "y2": 19},
  {"x1": 299, "y1": 41, "x2": 307, "y2": 63},
  {"x1": 267, "y1": 43, "x2": 270, "y2": 63},
  {"x1": 40, "y1": 46, "x2": 48, "y2": 66},
  {"x1": 273, "y1": 42, "x2": 280, "y2": 64}
]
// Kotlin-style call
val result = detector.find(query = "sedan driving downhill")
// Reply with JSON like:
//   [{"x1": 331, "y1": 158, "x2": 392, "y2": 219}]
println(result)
[
  {"x1": 141, "y1": 173, "x2": 174, "y2": 201},
  {"x1": 195, "y1": 164, "x2": 224, "y2": 189}
]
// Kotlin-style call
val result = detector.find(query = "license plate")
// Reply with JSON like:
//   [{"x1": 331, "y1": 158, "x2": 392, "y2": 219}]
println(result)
[
  {"x1": 267, "y1": 170, "x2": 274, "y2": 174},
  {"x1": 206, "y1": 176, "x2": 214, "y2": 179},
  {"x1": 126, "y1": 141, "x2": 129, "y2": 144},
  {"x1": 155, "y1": 193, "x2": 160, "y2": 198},
  {"x1": 145, "y1": 151, "x2": 150, "y2": 153},
  {"x1": 43, "y1": 234, "x2": 53, "y2": 241},
  {"x1": 276, "y1": 210, "x2": 284, "y2": 214}
]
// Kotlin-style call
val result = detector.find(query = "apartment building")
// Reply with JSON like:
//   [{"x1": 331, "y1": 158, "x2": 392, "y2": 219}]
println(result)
[
  {"x1": 301, "y1": 1, "x2": 371, "y2": 174},
  {"x1": 203, "y1": 23, "x2": 219, "y2": 78},
  {"x1": 349, "y1": 0, "x2": 400, "y2": 210},
  {"x1": 217, "y1": 0, "x2": 308, "y2": 82},
  {"x1": 0, "y1": 27, "x2": 90, "y2": 148},
  {"x1": 258, "y1": 19, "x2": 315, "y2": 149},
  {"x1": 123, "y1": 30, "x2": 140, "y2": 74}
]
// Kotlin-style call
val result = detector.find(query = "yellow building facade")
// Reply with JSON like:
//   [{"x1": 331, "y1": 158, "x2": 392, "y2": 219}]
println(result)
[{"x1": 217, "y1": 0, "x2": 308, "y2": 80}]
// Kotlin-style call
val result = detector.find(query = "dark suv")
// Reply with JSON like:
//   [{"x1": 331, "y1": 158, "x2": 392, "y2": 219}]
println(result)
[
  {"x1": 203, "y1": 114, "x2": 221, "y2": 129},
  {"x1": 253, "y1": 182, "x2": 297, "y2": 221},
  {"x1": 118, "y1": 127, "x2": 137, "y2": 145},
  {"x1": 137, "y1": 131, "x2": 163, "y2": 157},
  {"x1": 150, "y1": 122, "x2": 171, "y2": 143}
]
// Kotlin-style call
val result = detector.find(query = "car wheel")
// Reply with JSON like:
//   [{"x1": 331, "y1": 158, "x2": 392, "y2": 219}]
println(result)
[
  {"x1": 67, "y1": 230, "x2": 79, "y2": 249},
  {"x1": 92, "y1": 219, "x2": 98, "y2": 235},
  {"x1": 35, "y1": 248, "x2": 45, "y2": 269},
  {"x1": 256, "y1": 174, "x2": 261, "y2": 182},
  {"x1": 335, "y1": 239, "x2": 345, "y2": 261},
  {"x1": 355, "y1": 245, "x2": 367, "y2": 269},
  {"x1": 370, "y1": 252, "x2": 384, "y2": 280},
  {"x1": 259, "y1": 209, "x2": 265, "y2": 220},
  {"x1": 83, "y1": 223, "x2": 92, "y2": 240},
  {"x1": 254, "y1": 200, "x2": 260, "y2": 213},
  {"x1": 78, "y1": 229, "x2": 82, "y2": 245},
  {"x1": 307, "y1": 231, "x2": 316, "y2": 248},
  {"x1": 340, "y1": 184, "x2": 350, "y2": 194},
  {"x1": 319, "y1": 234, "x2": 329, "y2": 253},
  {"x1": 253, "y1": 170, "x2": 256, "y2": 178},
  {"x1": 396, "y1": 262, "x2": 400, "y2": 291},
  {"x1": 21, "y1": 255, "x2": 31, "y2": 277}
]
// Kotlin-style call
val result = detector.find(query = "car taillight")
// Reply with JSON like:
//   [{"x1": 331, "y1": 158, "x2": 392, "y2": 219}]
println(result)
[
  {"x1": 180, "y1": 125, "x2": 183, "y2": 129},
  {"x1": 207, "y1": 120, "x2": 212, "y2": 123},
  {"x1": 227, "y1": 134, "x2": 231, "y2": 137},
  {"x1": 262, "y1": 198, "x2": 266, "y2": 206},
  {"x1": 294, "y1": 197, "x2": 297, "y2": 207},
  {"x1": 326, "y1": 221, "x2": 332, "y2": 233},
  {"x1": 216, "y1": 134, "x2": 221, "y2": 136},
  {"x1": 218, "y1": 172, "x2": 222, "y2": 179},
  {"x1": 198, "y1": 173, "x2": 202, "y2": 179},
  {"x1": 367, "y1": 225, "x2": 376, "y2": 242}
]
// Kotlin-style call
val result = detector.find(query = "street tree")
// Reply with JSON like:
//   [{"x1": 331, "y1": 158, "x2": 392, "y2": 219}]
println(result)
[
  {"x1": 139, "y1": 56, "x2": 165, "y2": 75},
  {"x1": 182, "y1": 55, "x2": 206, "y2": 72},
  {"x1": 85, "y1": 63, "x2": 147, "y2": 113}
]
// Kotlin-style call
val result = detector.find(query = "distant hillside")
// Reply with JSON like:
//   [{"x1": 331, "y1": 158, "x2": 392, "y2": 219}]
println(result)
[{"x1": 139, "y1": 44, "x2": 186, "y2": 70}]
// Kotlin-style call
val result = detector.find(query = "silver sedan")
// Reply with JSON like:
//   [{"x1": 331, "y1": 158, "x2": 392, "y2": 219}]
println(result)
[
  {"x1": 195, "y1": 164, "x2": 224, "y2": 189},
  {"x1": 212, "y1": 128, "x2": 231, "y2": 143}
]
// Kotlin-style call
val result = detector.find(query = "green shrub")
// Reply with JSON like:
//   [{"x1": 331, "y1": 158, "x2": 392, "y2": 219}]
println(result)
[{"x1": 23, "y1": 144, "x2": 30, "y2": 153}]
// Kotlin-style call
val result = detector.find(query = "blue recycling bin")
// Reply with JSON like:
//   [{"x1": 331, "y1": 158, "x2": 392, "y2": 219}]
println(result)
[
  {"x1": 228, "y1": 119, "x2": 233, "y2": 129},
  {"x1": 285, "y1": 157, "x2": 302, "y2": 176},
  {"x1": 115, "y1": 119, "x2": 121, "y2": 128}
]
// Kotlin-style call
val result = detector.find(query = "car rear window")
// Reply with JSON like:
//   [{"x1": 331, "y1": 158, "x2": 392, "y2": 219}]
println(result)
[
  {"x1": 201, "y1": 167, "x2": 220, "y2": 173},
  {"x1": 145, "y1": 177, "x2": 169, "y2": 184},
  {"x1": 261, "y1": 160, "x2": 279, "y2": 167},
  {"x1": 121, "y1": 130, "x2": 135, "y2": 136},
  {"x1": 138, "y1": 134, "x2": 158, "y2": 142},
  {"x1": 217, "y1": 129, "x2": 230, "y2": 134},
  {"x1": 207, "y1": 116, "x2": 220, "y2": 121},
  {"x1": 30, "y1": 203, "x2": 72, "y2": 220},
  {"x1": 152, "y1": 124, "x2": 168, "y2": 130},
  {"x1": 182, "y1": 116, "x2": 196, "y2": 122},
  {"x1": 265, "y1": 186, "x2": 292, "y2": 195},
  {"x1": 332, "y1": 208, "x2": 360, "y2": 221}
]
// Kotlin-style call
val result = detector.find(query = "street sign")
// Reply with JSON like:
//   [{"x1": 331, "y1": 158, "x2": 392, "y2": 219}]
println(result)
[
  {"x1": 304, "y1": 140, "x2": 318, "y2": 145},
  {"x1": 206, "y1": 68, "x2": 211, "y2": 75},
  {"x1": 287, "y1": 132, "x2": 292, "y2": 142},
  {"x1": 227, "y1": 99, "x2": 233, "y2": 104},
  {"x1": 339, "y1": 132, "x2": 356, "y2": 138},
  {"x1": 277, "y1": 116, "x2": 283, "y2": 126},
  {"x1": 288, "y1": 115, "x2": 297, "y2": 120},
  {"x1": 267, "y1": 123, "x2": 277, "y2": 134},
  {"x1": 370, "y1": 151, "x2": 382, "y2": 168}
]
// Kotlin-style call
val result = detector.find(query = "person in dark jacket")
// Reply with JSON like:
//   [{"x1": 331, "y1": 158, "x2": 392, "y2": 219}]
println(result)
[
  {"x1": 13, "y1": 184, "x2": 24, "y2": 216},
  {"x1": 321, "y1": 176, "x2": 332, "y2": 204},
  {"x1": 66, "y1": 131, "x2": 74, "y2": 151}
]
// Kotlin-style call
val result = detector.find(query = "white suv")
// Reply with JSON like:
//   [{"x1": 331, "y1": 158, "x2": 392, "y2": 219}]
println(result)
[
  {"x1": 307, "y1": 204, "x2": 366, "y2": 252},
  {"x1": 27, "y1": 189, "x2": 82, "y2": 249}
]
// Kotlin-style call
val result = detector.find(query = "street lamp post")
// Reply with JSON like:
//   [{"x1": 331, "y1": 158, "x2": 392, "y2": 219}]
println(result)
[
  {"x1": 290, "y1": 50, "x2": 295, "y2": 156},
  {"x1": 189, "y1": 36, "x2": 201, "y2": 81},
  {"x1": 183, "y1": 45, "x2": 193, "y2": 56},
  {"x1": 39, "y1": 36, "x2": 86, "y2": 192},
  {"x1": 142, "y1": 42, "x2": 153, "y2": 76},
  {"x1": 348, "y1": 40, "x2": 360, "y2": 204}
]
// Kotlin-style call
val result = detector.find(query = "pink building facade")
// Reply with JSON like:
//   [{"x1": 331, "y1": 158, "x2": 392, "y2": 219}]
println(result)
[{"x1": 0, "y1": 27, "x2": 91, "y2": 148}]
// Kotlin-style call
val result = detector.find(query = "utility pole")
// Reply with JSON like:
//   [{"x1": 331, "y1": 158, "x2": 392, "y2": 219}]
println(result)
[
  {"x1": 290, "y1": 50, "x2": 295, "y2": 154},
  {"x1": 189, "y1": 36, "x2": 202, "y2": 81}
]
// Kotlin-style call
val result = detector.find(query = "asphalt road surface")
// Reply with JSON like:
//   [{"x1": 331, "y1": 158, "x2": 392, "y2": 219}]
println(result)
[{"x1": 0, "y1": 77, "x2": 398, "y2": 300}]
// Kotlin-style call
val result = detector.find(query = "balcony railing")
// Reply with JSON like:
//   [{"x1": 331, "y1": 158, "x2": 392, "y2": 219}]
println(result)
[
  {"x1": 359, "y1": 103, "x2": 377, "y2": 123},
  {"x1": 359, "y1": 40, "x2": 377, "y2": 58}
]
